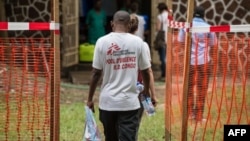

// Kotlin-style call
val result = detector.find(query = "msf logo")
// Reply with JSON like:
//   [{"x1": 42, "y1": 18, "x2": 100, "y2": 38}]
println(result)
[{"x1": 107, "y1": 43, "x2": 120, "y2": 55}]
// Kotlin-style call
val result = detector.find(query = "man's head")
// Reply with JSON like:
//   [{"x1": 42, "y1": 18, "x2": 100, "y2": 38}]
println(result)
[
  {"x1": 193, "y1": 6, "x2": 205, "y2": 18},
  {"x1": 113, "y1": 10, "x2": 130, "y2": 24},
  {"x1": 111, "y1": 10, "x2": 131, "y2": 32},
  {"x1": 94, "y1": 0, "x2": 102, "y2": 11}
]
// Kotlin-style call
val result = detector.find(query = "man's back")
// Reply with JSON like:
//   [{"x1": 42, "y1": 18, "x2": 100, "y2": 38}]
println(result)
[
  {"x1": 93, "y1": 32, "x2": 151, "y2": 111},
  {"x1": 87, "y1": 10, "x2": 152, "y2": 141}
]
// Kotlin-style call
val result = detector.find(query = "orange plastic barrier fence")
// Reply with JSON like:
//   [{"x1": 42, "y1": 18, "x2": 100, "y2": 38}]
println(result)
[
  {"x1": 0, "y1": 38, "x2": 54, "y2": 141},
  {"x1": 167, "y1": 31, "x2": 250, "y2": 141}
]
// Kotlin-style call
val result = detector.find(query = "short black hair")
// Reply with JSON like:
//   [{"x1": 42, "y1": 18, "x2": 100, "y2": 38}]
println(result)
[
  {"x1": 157, "y1": 2, "x2": 168, "y2": 12},
  {"x1": 193, "y1": 6, "x2": 205, "y2": 18},
  {"x1": 113, "y1": 10, "x2": 130, "y2": 25}
]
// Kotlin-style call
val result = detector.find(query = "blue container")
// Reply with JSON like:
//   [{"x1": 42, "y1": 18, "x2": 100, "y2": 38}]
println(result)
[{"x1": 141, "y1": 15, "x2": 149, "y2": 30}]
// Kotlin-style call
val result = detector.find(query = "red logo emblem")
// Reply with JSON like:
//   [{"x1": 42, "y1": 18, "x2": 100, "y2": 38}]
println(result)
[{"x1": 107, "y1": 43, "x2": 120, "y2": 55}]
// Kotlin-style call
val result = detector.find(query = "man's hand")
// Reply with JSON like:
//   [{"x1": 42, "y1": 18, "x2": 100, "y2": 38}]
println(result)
[
  {"x1": 151, "y1": 96, "x2": 158, "y2": 107},
  {"x1": 86, "y1": 101, "x2": 95, "y2": 113}
]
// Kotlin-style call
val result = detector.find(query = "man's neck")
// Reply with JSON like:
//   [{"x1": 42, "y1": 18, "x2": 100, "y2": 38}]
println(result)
[
  {"x1": 114, "y1": 30, "x2": 126, "y2": 33},
  {"x1": 113, "y1": 25, "x2": 128, "y2": 33}
]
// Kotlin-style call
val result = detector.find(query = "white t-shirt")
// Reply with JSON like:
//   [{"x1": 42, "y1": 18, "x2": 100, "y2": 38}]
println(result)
[
  {"x1": 93, "y1": 32, "x2": 151, "y2": 111},
  {"x1": 157, "y1": 10, "x2": 169, "y2": 39},
  {"x1": 143, "y1": 42, "x2": 151, "y2": 61}
]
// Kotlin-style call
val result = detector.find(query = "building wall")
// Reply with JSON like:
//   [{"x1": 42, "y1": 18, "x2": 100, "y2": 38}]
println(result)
[
  {"x1": 5, "y1": 0, "x2": 51, "y2": 38},
  {"x1": 172, "y1": 0, "x2": 250, "y2": 25},
  {"x1": 4, "y1": 0, "x2": 250, "y2": 67},
  {"x1": 4, "y1": 0, "x2": 80, "y2": 68}
]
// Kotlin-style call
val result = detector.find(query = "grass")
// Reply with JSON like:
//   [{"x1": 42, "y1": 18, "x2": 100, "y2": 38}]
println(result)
[
  {"x1": 168, "y1": 84, "x2": 250, "y2": 141},
  {"x1": 0, "y1": 99, "x2": 50, "y2": 141},
  {"x1": 60, "y1": 103, "x2": 165, "y2": 141},
  {"x1": 60, "y1": 103, "x2": 86, "y2": 141},
  {"x1": 0, "y1": 82, "x2": 249, "y2": 141}
]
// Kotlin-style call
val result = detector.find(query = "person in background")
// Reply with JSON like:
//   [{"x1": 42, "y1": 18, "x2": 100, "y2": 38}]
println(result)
[
  {"x1": 87, "y1": 10, "x2": 151, "y2": 141},
  {"x1": 129, "y1": 14, "x2": 158, "y2": 140},
  {"x1": 129, "y1": 1, "x2": 146, "y2": 40},
  {"x1": 86, "y1": 0, "x2": 107, "y2": 44},
  {"x1": 118, "y1": 0, "x2": 131, "y2": 12},
  {"x1": 178, "y1": 6, "x2": 217, "y2": 125},
  {"x1": 156, "y1": 2, "x2": 172, "y2": 81}
]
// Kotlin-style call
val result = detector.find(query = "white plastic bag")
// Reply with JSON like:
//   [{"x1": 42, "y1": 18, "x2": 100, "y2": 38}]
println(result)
[{"x1": 83, "y1": 106, "x2": 101, "y2": 141}]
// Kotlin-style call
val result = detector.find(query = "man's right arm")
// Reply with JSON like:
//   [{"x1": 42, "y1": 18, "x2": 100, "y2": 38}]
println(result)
[
  {"x1": 87, "y1": 38, "x2": 103, "y2": 112},
  {"x1": 87, "y1": 68, "x2": 102, "y2": 112}
]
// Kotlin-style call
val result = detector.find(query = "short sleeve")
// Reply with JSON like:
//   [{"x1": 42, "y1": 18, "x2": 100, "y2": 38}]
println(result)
[
  {"x1": 143, "y1": 42, "x2": 151, "y2": 62},
  {"x1": 92, "y1": 39, "x2": 103, "y2": 70},
  {"x1": 138, "y1": 41, "x2": 151, "y2": 70}
]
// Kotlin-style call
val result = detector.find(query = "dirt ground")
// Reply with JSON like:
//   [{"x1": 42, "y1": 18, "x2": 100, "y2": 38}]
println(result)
[
  {"x1": 60, "y1": 79, "x2": 166, "y2": 106},
  {"x1": 60, "y1": 65, "x2": 167, "y2": 106}
]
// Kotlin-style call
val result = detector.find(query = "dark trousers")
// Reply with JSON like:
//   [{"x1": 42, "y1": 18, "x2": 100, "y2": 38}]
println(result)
[
  {"x1": 158, "y1": 47, "x2": 166, "y2": 77},
  {"x1": 188, "y1": 63, "x2": 210, "y2": 121},
  {"x1": 99, "y1": 108, "x2": 140, "y2": 141},
  {"x1": 135, "y1": 101, "x2": 144, "y2": 140}
]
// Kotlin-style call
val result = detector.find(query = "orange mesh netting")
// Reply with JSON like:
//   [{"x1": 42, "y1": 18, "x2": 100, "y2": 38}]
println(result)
[
  {"x1": 167, "y1": 31, "x2": 250, "y2": 141},
  {"x1": 0, "y1": 38, "x2": 54, "y2": 141}
]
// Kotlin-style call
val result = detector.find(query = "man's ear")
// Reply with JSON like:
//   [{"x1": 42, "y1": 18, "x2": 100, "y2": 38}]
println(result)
[
  {"x1": 110, "y1": 21, "x2": 114, "y2": 28},
  {"x1": 128, "y1": 22, "x2": 131, "y2": 31}
]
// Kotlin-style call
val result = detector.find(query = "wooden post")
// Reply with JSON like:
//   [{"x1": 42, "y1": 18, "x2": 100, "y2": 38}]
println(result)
[
  {"x1": 0, "y1": 0, "x2": 7, "y2": 37},
  {"x1": 181, "y1": 0, "x2": 194, "y2": 141},
  {"x1": 150, "y1": 0, "x2": 157, "y2": 64},
  {"x1": 50, "y1": 0, "x2": 60, "y2": 141},
  {"x1": 165, "y1": 0, "x2": 172, "y2": 141}
]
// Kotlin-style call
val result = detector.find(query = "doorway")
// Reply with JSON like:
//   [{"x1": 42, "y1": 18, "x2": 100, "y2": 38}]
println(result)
[{"x1": 79, "y1": 0, "x2": 151, "y2": 44}]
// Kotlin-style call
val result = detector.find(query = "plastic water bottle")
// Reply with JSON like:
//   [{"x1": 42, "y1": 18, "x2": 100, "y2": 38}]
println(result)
[
  {"x1": 136, "y1": 82, "x2": 155, "y2": 116},
  {"x1": 136, "y1": 82, "x2": 144, "y2": 93},
  {"x1": 141, "y1": 94, "x2": 155, "y2": 116}
]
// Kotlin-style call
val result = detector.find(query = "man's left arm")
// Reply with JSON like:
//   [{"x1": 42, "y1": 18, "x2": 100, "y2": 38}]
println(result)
[
  {"x1": 141, "y1": 68, "x2": 150, "y2": 97},
  {"x1": 139, "y1": 42, "x2": 151, "y2": 97}
]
